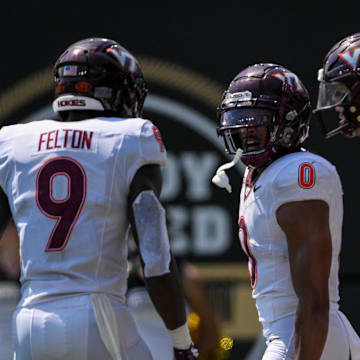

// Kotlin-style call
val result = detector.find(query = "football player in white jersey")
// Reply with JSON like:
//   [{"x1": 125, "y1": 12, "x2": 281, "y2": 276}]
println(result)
[
  {"x1": 0, "y1": 38, "x2": 198, "y2": 360},
  {"x1": 213, "y1": 63, "x2": 360, "y2": 359},
  {"x1": 314, "y1": 33, "x2": 360, "y2": 139}
]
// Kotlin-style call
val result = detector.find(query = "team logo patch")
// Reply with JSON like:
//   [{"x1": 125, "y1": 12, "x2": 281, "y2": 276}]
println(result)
[
  {"x1": 298, "y1": 162, "x2": 315, "y2": 189},
  {"x1": 75, "y1": 81, "x2": 93, "y2": 93},
  {"x1": 152, "y1": 126, "x2": 165, "y2": 152}
]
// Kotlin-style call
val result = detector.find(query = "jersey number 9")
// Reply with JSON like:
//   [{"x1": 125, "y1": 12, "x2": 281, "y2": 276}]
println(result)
[{"x1": 35, "y1": 156, "x2": 87, "y2": 252}]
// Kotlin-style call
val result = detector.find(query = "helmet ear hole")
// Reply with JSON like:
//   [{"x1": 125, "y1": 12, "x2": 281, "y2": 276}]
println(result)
[{"x1": 278, "y1": 127, "x2": 296, "y2": 147}]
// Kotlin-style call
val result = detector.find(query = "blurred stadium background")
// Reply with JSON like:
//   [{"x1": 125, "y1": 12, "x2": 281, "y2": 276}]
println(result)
[{"x1": 1, "y1": 3, "x2": 360, "y2": 359}]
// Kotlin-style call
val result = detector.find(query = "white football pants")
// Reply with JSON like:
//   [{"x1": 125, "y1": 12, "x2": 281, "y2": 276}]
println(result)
[
  {"x1": 262, "y1": 310, "x2": 360, "y2": 360},
  {"x1": 127, "y1": 287, "x2": 174, "y2": 360},
  {"x1": 12, "y1": 294, "x2": 153, "y2": 360},
  {"x1": 0, "y1": 282, "x2": 19, "y2": 360}
]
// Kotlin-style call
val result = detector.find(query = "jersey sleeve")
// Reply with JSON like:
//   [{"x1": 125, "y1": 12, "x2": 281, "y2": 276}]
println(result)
[
  {"x1": 271, "y1": 157, "x2": 342, "y2": 213},
  {"x1": 0, "y1": 126, "x2": 13, "y2": 194},
  {"x1": 125, "y1": 120, "x2": 167, "y2": 188}
]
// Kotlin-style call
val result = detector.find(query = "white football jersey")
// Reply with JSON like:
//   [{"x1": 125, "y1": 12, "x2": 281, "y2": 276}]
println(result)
[
  {"x1": 239, "y1": 151, "x2": 343, "y2": 324},
  {"x1": 0, "y1": 117, "x2": 166, "y2": 308}
]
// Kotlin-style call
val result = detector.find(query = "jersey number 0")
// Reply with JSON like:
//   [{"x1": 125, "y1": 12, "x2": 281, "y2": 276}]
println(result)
[{"x1": 35, "y1": 156, "x2": 87, "y2": 252}]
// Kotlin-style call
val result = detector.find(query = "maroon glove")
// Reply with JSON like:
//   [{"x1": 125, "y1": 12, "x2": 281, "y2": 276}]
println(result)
[{"x1": 174, "y1": 344, "x2": 199, "y2": 359}]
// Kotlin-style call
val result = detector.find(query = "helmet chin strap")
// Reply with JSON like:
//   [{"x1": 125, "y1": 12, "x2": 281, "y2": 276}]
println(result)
[{"x1": 212, "y1": 149, "x2": 242, "y2": 193}]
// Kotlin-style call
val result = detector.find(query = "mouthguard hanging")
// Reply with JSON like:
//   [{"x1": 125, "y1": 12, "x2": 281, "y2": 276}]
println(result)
[{"x1": 212, "y1": 149, "x2": 242, "y2": 193}]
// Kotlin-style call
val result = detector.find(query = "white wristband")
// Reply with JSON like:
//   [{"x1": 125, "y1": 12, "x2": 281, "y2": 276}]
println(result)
[{"x1": 168, "y1": 322, "x2": 192, "y2": 350}]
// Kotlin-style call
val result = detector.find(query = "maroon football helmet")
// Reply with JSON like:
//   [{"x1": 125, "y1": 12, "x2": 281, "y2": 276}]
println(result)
[
  {"x1": 52, "y1": 37, "x2": 147, "y2": 119},
  {"x1": 314, "y1": 33, "x2": 360, "y2": 138},
  {"x1": 217, "y1": 63, "x2": 311, "y2": 169}
]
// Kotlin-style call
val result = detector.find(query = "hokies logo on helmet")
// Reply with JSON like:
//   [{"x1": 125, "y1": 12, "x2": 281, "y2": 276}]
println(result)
[
  {"x1": 339, "y1": 46, "x2": 360, "y2": 70},
  {"x1": 106, "y1": 46, "x2": 138, "y2": 74},
  {"x1": 272, "y1": 71, "x2": 304, "y2": 92}
]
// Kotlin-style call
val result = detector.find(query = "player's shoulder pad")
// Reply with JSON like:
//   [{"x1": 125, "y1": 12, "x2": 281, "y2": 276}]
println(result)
[
  {"x1": 122, "y1": 118, "x2": 167, "y2": 190},
  {"x1": 0, "y1": 123, "x2": 22, "y2": 140},
  {"x1": 106, "y1": 117, "x2": 147, "y2": 134},
  {"x1": 0, "y1": 120, "x2": 49, "y2": 139},
  {"x1": 138, "y1": 119, "x2": 166, "y2": 165},
  {"x1": 272, "y1": 152, "x2": 340, "y2": 193}
]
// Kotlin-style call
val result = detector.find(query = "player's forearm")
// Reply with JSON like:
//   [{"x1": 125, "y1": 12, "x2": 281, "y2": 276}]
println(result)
[
  {"x1": 294, "y1": 302, "x2": 329, "y2": 360},
  {"x1": 144, "y1": 256, "x2": 187, "y2": 329}
]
